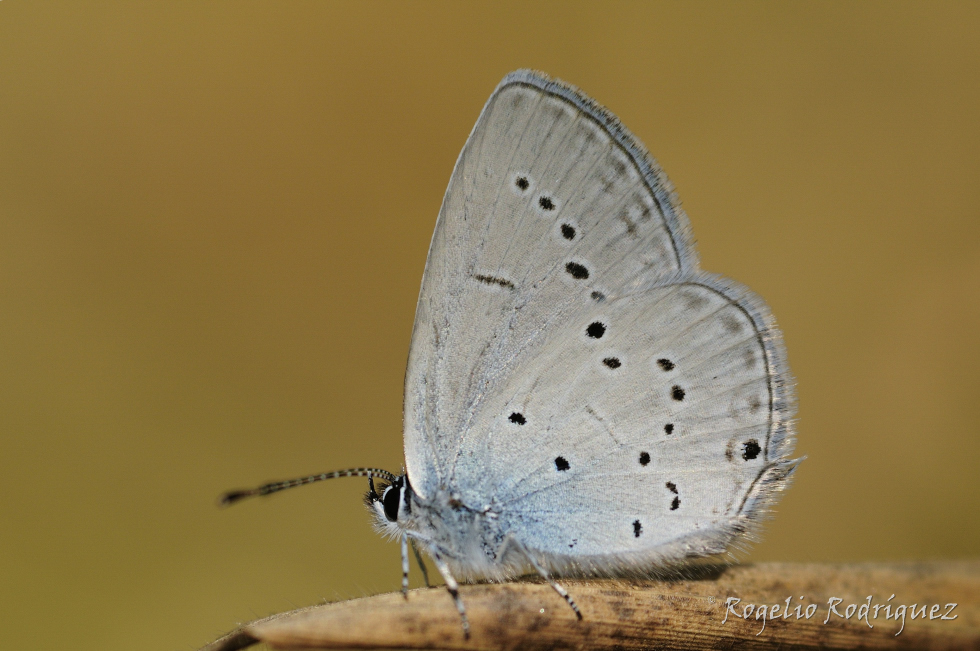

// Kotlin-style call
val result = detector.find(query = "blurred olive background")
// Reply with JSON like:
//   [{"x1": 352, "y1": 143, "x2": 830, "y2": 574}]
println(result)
[{"x1": 1, "y1": 2, "x2": 978, "y2": 650}]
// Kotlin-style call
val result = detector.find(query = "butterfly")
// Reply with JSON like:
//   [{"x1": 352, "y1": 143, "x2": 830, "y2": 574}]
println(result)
[{"x1": 222, "y1": 69, "x2": 798, "y2": 639}]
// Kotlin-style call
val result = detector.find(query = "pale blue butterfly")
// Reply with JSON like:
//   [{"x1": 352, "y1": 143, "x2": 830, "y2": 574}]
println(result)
[{"x1": 222, "y1": 70, "x2": 798, "y2": 638}]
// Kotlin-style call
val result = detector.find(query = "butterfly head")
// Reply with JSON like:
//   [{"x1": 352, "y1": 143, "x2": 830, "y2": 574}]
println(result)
[{"x1": 366, "y1": 473, "x2": 416, "y2": 537}]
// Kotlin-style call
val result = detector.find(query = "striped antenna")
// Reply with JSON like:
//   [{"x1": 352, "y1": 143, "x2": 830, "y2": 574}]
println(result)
[{"x1": 220, "y1": 467, "x2": 397, "y2": 506}]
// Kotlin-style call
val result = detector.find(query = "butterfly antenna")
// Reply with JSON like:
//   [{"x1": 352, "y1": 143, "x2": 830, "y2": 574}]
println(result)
[{"x1": 219, "y1": 467, "x2": 397, "y2": 506}]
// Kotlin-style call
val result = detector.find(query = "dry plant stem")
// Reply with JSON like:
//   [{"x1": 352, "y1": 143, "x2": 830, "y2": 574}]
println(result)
[{"x1": 201, "y1": 561, "x2": 979, "y2": 651}]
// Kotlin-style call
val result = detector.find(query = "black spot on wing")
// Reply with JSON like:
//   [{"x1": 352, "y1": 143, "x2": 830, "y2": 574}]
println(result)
[
  {"x1": 602, "y1": 357, "x2": 621, "y2": 369},
  {"x1": 657, "y1": 358, "x2": 675, "y2": 371},
  {"x1": 586, "y1": 322, "x2": 606, "y2": 338},
  {"x1": 664, "y1": 423, "x2": 674, "y2": 435},
  {"x1": 554, "y1": 456, "x2": 570, "y2": 471},
  {"x1": 515, "y1": 176, "x2": 529, "y2": 191},
  {"x1": 666, "y1": 482, "x2": 680, "y2": 511},
  {"x1": 633, "y1": 519, "x2": 642, "y2": 537},
  {"x1": 473, "y1": 274, "x2": 515, "y2": 290},
  {"x1": 671, "y1": 385, "x2": 685, "y2": 401},
  {"x1": 639, "y1": 451, "x2": 650, "y2": 466},
  {"x1": 561, "y1": 223, "x2": 576, "y2": 240},
  {"x1": 539, "y1": 196, "x2": 555, "y2": 211},
  {"x1": 565, "y1": 262, "x2": 589, "y2": 279},
  {"x1": 509, "y1": 412, "x2": 526, "y2": 425},
  {"x1": 742, "y1": 439, "x2": 761, "y2": 461}
]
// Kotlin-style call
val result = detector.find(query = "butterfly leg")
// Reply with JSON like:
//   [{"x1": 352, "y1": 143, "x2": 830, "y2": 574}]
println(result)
[
  {"x1": 400, "y1": 533, "x2": 410, "y2": 598},
  {"x1": 506, "y1": 537, "x2": 582, "y2": 620},
  {"x1": 429, "y1": 551, "x2": 471, "y2": 639},
  {"x1": 410, "y1": 538, "x2": 431, "y2": 587}
]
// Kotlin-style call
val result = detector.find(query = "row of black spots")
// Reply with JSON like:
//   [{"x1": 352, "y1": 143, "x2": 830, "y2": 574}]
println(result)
[
  {"x1": 513, "y1": 176, "x2": 556, "y2": 211},
  {"x1": 580, "y1": 328, "x2": 673, "y2": 376},
  {"x1": 516, "y1": 173, "x2": 620, "y2": 309},
  {"x1": 509, "y1": 412, "x2": 526, "y2": 425},
  {"x1": 554, "y1": 456, "x2": 570, "y2": 472},
  {"x1": 666, "y1": 481, "x2": 680, "y2": 511},
  {"x1": 514, "y1": 177, "x2": 593, "y2": 292}
]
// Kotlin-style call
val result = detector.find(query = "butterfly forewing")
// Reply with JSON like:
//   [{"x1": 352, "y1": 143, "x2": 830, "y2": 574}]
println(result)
[{"x1": 405, "y1": 71, "x2": 699, "y2": 498}]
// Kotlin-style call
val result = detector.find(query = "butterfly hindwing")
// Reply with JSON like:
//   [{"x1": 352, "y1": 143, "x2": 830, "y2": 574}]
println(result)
[{"x1": 480, "y1": 276, "x2": 795, "y2": 567}]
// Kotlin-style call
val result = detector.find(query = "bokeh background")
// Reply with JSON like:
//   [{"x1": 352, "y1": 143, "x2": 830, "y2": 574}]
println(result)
[{"x1": 1, "y1": 2, "x2": 978, "y2": 650}]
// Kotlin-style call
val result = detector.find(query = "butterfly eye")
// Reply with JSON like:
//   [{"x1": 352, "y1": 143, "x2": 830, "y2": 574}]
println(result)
[{"x1": 382, "y1": 485, "x2": 401, "y2": 522}]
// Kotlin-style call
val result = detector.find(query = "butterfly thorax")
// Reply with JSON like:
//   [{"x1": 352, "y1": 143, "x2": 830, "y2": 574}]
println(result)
[{"x1": 369, "y1": 474, "x2": 526, "y2": 582}]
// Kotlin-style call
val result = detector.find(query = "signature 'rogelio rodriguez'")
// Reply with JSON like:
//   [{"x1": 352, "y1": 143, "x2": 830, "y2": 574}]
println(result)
[{"x1": 722, "y1": 594, "x2": 958, "y2": 636}]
